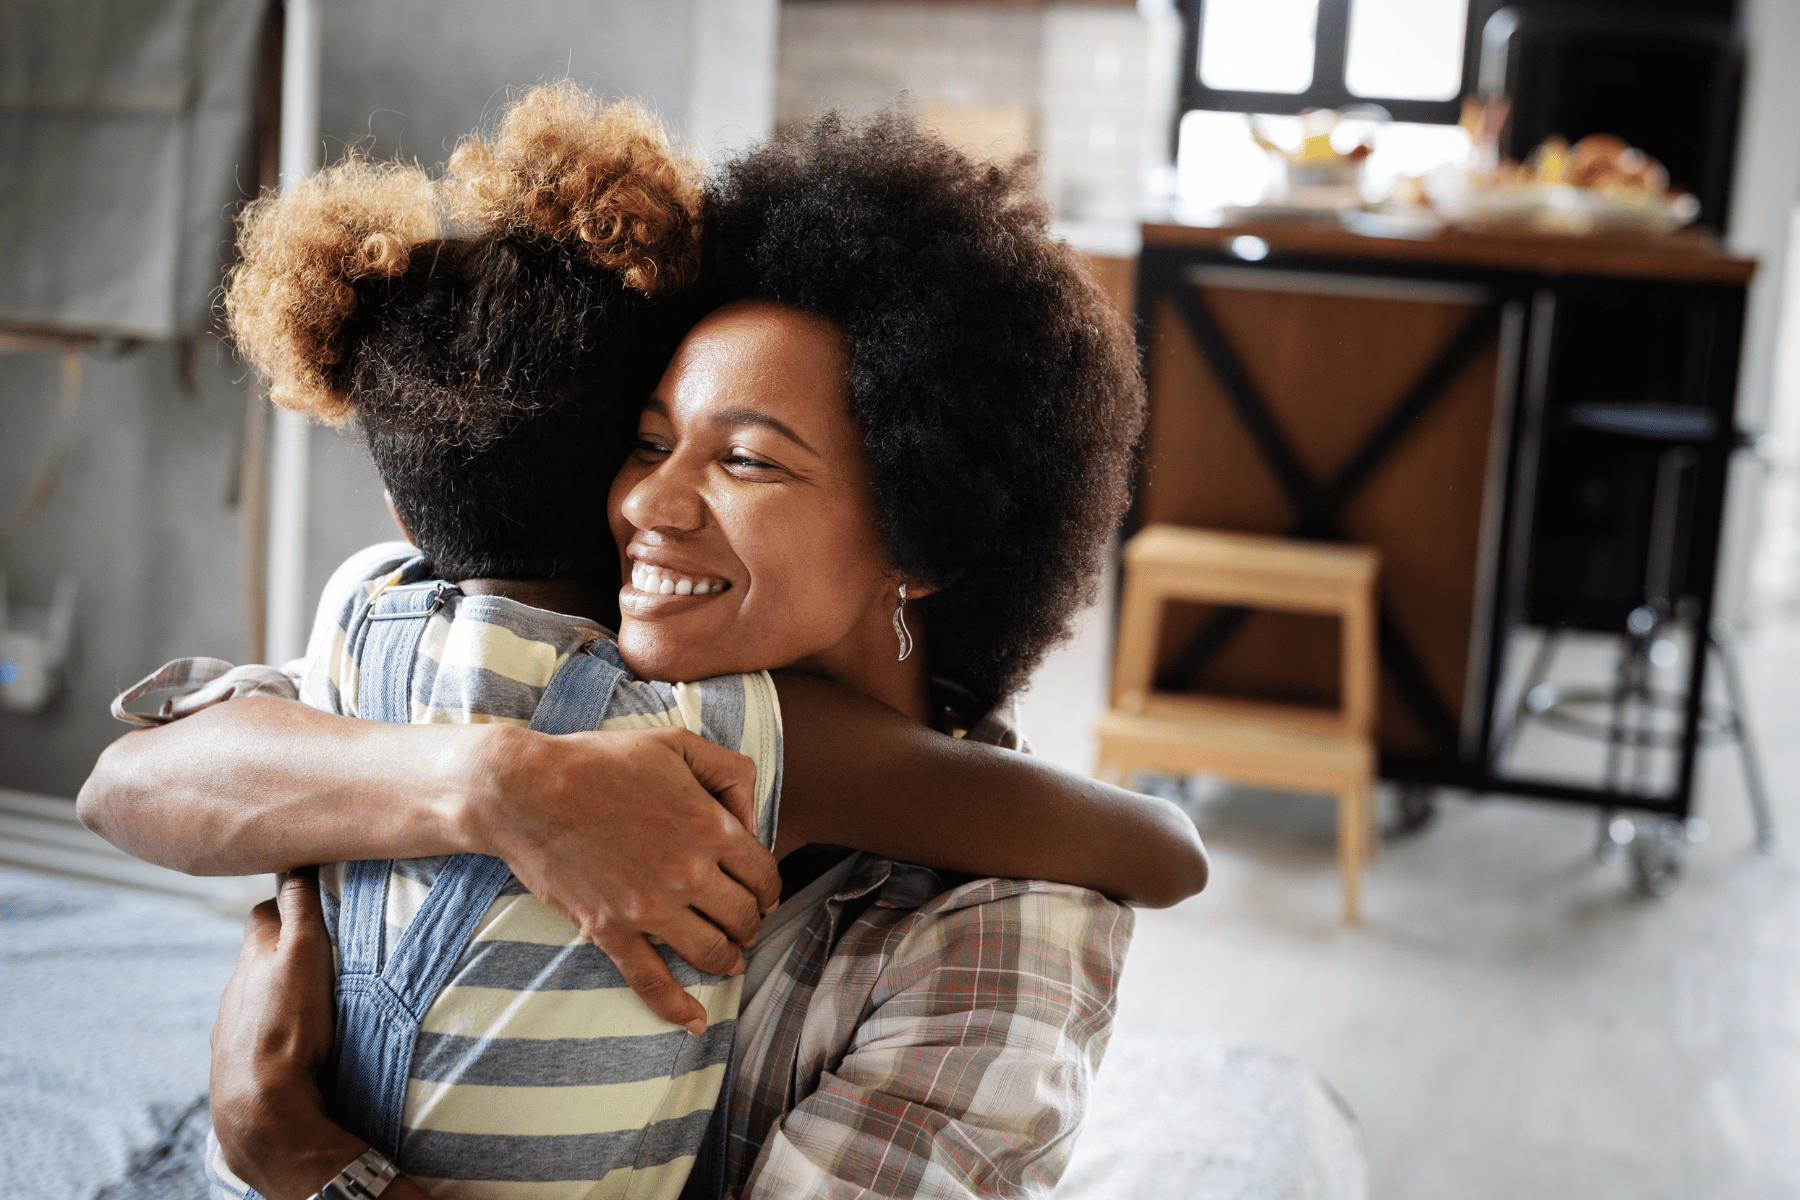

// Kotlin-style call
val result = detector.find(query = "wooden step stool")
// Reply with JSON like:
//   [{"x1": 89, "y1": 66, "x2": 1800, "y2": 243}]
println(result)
[{"x1": 1097, "y1": 525, "x2": 1381, "y2": 922}]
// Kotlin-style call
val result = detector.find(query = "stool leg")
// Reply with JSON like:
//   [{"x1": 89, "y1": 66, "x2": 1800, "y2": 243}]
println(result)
[
  {"x1": 1339, "y1": 780, "x2": 1368, "y2": 924},
  {"x1": 1710, "y1": 625, "x2": 1777, "y2": 853},
  {"x1": 1362, "y1": 778, "x2": 1378, "y2": 866}
]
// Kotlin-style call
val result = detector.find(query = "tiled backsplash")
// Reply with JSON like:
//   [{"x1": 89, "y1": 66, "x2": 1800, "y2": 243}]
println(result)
[
  {"x1": 777, "y1": 1, "x2": 1175, "y2": 222},
  {"x1": 1038, "y1": 6, "x2": 1155, "y2": 221},
  {"x1": 777, "y1": 3, "x2": 1043, "y2": 122}
]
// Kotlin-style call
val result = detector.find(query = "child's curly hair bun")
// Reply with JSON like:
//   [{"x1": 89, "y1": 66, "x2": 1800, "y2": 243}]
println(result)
[
  {"x1": 225, "y1": 159, "x2": 439, "y2": 422},
  {"x1": 447, "y1": 82, "x2": 701, "y2": 295}
]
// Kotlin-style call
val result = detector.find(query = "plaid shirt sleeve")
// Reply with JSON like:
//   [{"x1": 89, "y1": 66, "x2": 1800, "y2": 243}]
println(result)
[
  {"x1": 740, "y1": 877, "x2": 1134, "y2": 1200},
  {"x1": 109, "y1": 542, "x2": 417, "y2": 727},
  {"x1": 110, "y1": 658, "x2": 300, "y2": 726}
]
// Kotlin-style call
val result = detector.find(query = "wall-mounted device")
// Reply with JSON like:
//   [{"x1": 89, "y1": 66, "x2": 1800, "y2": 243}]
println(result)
[{"x1": 0, "y1": 571, "x2": 77, "y2": 714}]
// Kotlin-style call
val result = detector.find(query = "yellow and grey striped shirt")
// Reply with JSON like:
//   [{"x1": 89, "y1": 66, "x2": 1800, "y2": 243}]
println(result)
[{"x1": 204, "y1": 542, "x2": 781, "y2": 1200}]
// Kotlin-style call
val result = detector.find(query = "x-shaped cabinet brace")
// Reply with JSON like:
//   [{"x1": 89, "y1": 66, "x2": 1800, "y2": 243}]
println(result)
[{"x1": 1142, "y1": 256, "x2": 1505, "y2": 758}]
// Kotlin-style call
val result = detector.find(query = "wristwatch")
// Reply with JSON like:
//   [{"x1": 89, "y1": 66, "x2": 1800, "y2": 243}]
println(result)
[{"x1": 308, "y1": 1148, "x2": 399, "y2": 1200}]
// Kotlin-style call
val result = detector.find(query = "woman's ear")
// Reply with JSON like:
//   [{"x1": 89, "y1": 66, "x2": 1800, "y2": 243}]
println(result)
[
  {"x1": 384, "y1": 491, "x2": 417, "y2": 547},
  {"x1": 900, "y1": 577, "x2": 939, "y2": 600}
]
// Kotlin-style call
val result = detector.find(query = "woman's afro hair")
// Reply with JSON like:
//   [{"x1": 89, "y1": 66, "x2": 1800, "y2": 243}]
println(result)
[{"x1": 702, "y1": 110, "x2": 1147, "y2": 704}]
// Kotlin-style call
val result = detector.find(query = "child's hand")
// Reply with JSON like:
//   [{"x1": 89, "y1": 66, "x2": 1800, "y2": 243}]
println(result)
[{"x1": 465, "y1": 725, "x2": 781, "y2": 1032}]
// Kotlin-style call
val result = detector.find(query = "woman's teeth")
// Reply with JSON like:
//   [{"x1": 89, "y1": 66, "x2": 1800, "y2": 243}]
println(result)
[{"x1": 631, "y1": 563, "x2": 726, "y2": 597}]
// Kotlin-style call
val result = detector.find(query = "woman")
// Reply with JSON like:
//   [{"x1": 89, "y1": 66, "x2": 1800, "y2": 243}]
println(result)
[{"x1": 85, "y1": 111, "x2": 1161, "y2": 1198}]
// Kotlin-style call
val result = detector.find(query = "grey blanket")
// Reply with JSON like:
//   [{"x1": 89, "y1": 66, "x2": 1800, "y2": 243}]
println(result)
[{"x1": 0, "y1": 866, "x2": 241, "y2": 1199}]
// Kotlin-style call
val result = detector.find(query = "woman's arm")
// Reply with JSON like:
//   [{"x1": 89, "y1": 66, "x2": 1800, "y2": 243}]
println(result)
[
  {"x1": 772, "y1": 672, "x2": 1207, "y2": 908},
  {"x1": 80, "y1": 664, "x2": 1201, "y2": 1035},
  {"x1": 80, "y1": 696, "x2": 780, "y2": 1027},
  {"x1": 84, "y1": 698, "x2": 486, "y2": 875},
  {"x1": 83, "y1": 669, "x2": 1204, "y2": 937}
]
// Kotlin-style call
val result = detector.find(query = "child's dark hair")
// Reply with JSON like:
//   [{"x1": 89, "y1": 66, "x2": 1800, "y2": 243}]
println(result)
[
  {"x1": 224, "y1": 83, "x2": 701, "y2": 582},
  {"x1": 700, "y1": 110, "x2": 1147, "y2": 704}
]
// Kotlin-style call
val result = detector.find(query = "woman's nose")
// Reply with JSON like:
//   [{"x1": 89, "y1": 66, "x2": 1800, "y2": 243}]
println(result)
[{"x1": 620, "y1": 459, "x2": 707, "y2": 534}]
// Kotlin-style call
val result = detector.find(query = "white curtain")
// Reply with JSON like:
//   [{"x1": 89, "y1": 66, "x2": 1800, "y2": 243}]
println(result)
[{"x1": 0, "y1": 0, "x2": 265, "y2": 339}]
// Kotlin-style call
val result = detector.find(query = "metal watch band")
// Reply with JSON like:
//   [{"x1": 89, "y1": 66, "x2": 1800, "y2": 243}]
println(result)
[{"x1": 311, "y1": 1148, "x2": 399, "y2": 1200}]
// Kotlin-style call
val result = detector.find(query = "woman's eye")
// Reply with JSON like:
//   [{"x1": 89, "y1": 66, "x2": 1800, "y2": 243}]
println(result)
[
  {"x1": 632, "y1": 437, "x2": 672, "y2": 459},
  {"x1": 725, "y1": 451, "x2": 778, "y2": 471}
]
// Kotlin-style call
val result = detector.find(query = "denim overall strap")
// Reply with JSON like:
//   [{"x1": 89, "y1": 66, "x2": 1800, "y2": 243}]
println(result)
[
  {"x1": 353, "y1": 581, "x2": 454, "y2": 725},
  {"x1": 532, "y1": 643, "x2": 736, "y2": 1200},
  {"x1": 330, "y1": 633, "x2": 625, "y2": 1159},
  {"x1": 333, "y1": 854, "x2": 516, "y2": 1155},
  {"x1": 334, "y1": 580, "x2": 459, "y2": 997},
  {"x1": 526, "y1": 640, "x2": 625, "y2": 735}
]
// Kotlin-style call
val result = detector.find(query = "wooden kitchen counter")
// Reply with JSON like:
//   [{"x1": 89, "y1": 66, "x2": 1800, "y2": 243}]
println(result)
[
  {"x1": 1143, "y1": 218, "x2": 1756, "y2": 286},
  {"x1": 1131, "y1": 214, "x2": 1753, "y2": 764}
]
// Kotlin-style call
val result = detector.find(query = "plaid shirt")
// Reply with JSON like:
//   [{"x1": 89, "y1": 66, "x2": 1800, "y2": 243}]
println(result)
[
  {"x1": 112, "y1": 666, "x2": 1133, "y2": 1200},
  {"x1": 723, "y1": 699, "x2": 1133, "y2": 1199},
  {"x1": 729, "y1": 859, "x2": 1131, "y2": 1199}
]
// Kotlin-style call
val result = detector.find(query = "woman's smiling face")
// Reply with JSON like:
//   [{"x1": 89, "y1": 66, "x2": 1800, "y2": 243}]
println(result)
[{"x1": 609, "y1": 299, "x2": 922, "y2": 703}]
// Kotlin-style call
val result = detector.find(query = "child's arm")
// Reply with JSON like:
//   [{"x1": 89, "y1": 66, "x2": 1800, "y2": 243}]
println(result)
[{"x1": 771, "y1": 672, "x2": 1207, "y2": 908}]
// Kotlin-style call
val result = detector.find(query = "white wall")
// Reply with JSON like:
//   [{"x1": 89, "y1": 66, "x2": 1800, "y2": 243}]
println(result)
[
  {"x1": 292, "y1": 0, "x2": 782, "y2": 635},
  {"x1": 1751, "y1": 209, "x2": 1800, "y2": 612},
  {"x1": 0, "y1": 341, "x2": 253, "y2": 797},
  {"x1": 775, "y1": 1, "x2": 1173, "y2": 222},
  {"x1": 691, "y1": 0, "x2": 780, "y2": 161},
  {"x1": 314, "y1": 0, "x2": 775, "y2": 161},
  {"x1": 1038, "y1": 5, "x2": 1153, "y2": 221},
  {"x1": 1718, "y1": 0, "x2": 1800, "y2": 625}
]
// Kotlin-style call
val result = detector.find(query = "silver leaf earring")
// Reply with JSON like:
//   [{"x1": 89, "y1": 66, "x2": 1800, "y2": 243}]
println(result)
[{"x1": 893, "y1": 583, "x2": 914, "y2": 662}]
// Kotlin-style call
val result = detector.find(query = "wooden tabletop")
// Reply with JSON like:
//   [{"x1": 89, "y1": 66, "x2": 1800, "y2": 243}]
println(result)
[{"x1": 1142, "y1": 218, "x2": 1757, "y2": 286}]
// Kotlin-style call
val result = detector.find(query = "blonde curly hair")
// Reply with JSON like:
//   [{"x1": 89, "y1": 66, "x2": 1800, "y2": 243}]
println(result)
[
  {"x1": 447, "y1": 82, "x2": 701, "y2": 296},
  {"x1": 223, "y1": 83, "x2": 701, "y2": 425},
  {"x1": 224, "y1": 159, "x2": 439, "y2": 422},
  {"x1": 221, "y1": 83, "x2": 703, "y2": 584}
]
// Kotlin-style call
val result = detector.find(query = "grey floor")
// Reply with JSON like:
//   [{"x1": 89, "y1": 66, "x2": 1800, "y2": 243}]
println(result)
[{"x1": 1016, "y1": 608, "x2": 1800, "y2": 1199}]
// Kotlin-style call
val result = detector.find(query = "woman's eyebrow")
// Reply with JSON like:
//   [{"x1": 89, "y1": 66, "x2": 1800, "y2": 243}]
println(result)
[{"x1": 712, "y1": 408, "x2": 818, "y2": 456}]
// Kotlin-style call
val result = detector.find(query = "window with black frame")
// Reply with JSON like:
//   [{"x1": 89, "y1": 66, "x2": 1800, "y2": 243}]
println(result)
[
  {"x1": 1179, "y1": 0, "x2": 1484, "y2": 125},
  {"x1": 1171, "y1": 0, "x2": 1493, "y2": 213}
]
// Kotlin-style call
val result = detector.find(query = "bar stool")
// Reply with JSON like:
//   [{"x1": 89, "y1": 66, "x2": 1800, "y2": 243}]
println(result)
[{"x1": 1096, "y1": 526, "x2": 1381, "y2": 922}]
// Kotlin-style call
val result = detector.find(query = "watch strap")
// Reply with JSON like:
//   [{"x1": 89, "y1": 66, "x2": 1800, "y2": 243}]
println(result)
[{"x1": 311, "y1": 1148, "x2": 399, "y2": 1200}]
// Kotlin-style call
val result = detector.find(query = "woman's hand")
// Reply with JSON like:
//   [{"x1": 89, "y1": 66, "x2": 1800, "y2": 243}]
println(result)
[
  {"x1": 468, "y1": 724, "x2": 781, "y2": 1030},
  {"x1": 210, "y1": 870, "x2": 368, "y2": 1200}
]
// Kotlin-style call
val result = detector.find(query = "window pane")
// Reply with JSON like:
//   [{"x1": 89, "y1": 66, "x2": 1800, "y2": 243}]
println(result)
[
  {"x1": 1175, "y1": 110, "x2": 1276, "y2": 209},
  {"x1": 1345, "y1": 0, "x2": 1469, "y2": 102},
  {"x1": 1359, "y1": 120, "x2": 1472, "y2": 198},
  {"x1": 1199, "y1": 0, "x2": 1319, "y2": 95}
]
